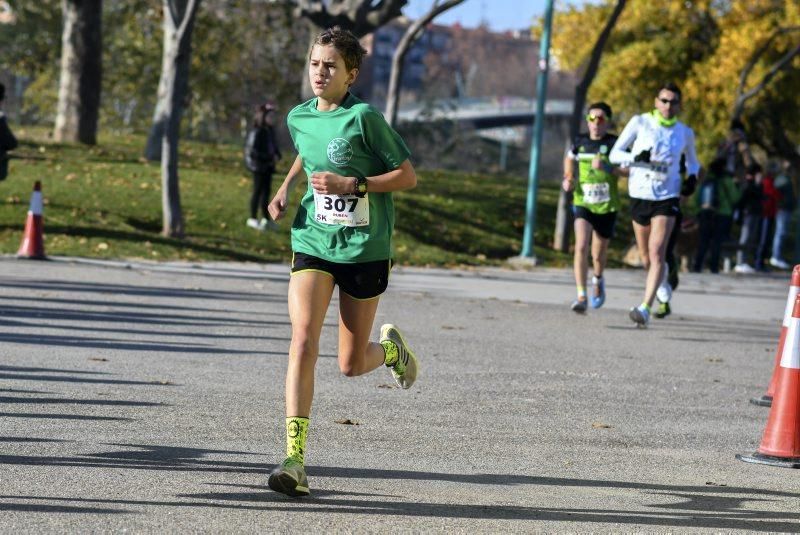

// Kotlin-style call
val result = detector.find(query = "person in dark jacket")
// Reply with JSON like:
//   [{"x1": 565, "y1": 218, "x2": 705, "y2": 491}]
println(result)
[
  {"x1": 692, "y1": 157, "x2": 740, "y2": 273},
  {"x1": 0, "y1": 83, "x2": 18, "y2": 181},
  {"x1": 734, "y1": 163, "x2": 764, "y2": 273},
  {"x1": 244, "y1": 102, "x2": 281, "y2": 230}
]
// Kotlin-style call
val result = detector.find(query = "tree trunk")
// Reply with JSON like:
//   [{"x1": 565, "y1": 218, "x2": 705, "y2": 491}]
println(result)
[
  {"x1": 53, "y1": 0, "x2": 103, "y2": 145},
  {"x1": 553, "y1": 0, "x2": 626, "y2": 252},
  {"x1": 156, "y1": 0, "x2": 201, "y2": 237},
  {"x1": 385, "y1": 0, "x2": 465, "y2": 128}
]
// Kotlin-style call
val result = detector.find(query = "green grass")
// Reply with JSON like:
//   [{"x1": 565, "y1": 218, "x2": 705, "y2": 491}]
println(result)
[{"x1": 1, "y1": 127, "x2": 635, "y2": 267}]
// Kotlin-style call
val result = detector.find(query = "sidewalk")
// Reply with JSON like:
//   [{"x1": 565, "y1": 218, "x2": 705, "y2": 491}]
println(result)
[{"x1": 0, "y1": 256, "x2": 797, "y2": 532}]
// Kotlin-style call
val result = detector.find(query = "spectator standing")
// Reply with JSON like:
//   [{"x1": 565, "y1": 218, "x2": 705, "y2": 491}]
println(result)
[
  {"x1": 692, "y1": 158, "x2": 740, "y2": 273},
  {"x1": 244, "y1": 102, "x2": 282, "y2": 231},
  {"x1": 770, "y1": 159, "x2": 795, "y2": 269},
  {"x1": 756, "y1": 164, "x2": 780, "y2": 271},
  {"x1": 717, "y1": 119, "x2": 753, "y2": 179},
  {"x1": 734, "y1": 163, "x2": 764, "y2": 273},
  {"x1": 0, "y1": 82, "x2": 18, "y2": 181}
]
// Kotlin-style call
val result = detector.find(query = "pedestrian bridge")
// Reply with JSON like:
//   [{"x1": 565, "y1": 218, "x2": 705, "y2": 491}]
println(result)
[{"x1": 395, "y1": 97, "x2": 573, "y2": 129}]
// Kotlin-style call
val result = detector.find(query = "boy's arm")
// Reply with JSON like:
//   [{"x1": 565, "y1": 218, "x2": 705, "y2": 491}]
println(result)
[
  {"x1": 268, "y1": 155, "x2": 305, "y2": 221},
  {"x1": 310, "y1": 159, "x2": 417, "y2": 195},
  {"x1": 361, "y1": 159, "x2": 416, "y2": 193}
]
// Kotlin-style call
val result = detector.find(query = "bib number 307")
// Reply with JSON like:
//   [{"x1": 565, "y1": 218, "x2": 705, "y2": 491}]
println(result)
[{"x1": 314, "y1": 192, "x2": 369, "y2": 227}]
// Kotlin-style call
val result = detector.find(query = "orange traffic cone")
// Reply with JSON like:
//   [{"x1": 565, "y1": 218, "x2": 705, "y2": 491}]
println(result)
[
  {"x1": 16, "y1": 181, "x2": 46, "y2": 260},
  {"x1": 737, "y1": 293, "x2": 800, "y2": 468},
  {"x1": 750, "y1": 265, "x2": 800, "y2": 407}
]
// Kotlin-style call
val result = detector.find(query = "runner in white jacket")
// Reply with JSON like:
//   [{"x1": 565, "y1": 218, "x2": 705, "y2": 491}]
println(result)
[{"x1": 610, "y1": 83, "x2": 700, "y2": 327}]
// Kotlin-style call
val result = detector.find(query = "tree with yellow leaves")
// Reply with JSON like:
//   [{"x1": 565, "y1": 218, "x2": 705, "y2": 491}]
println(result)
[{"x1": 549, "y1": 0, "x2": 800, "y2": 166}]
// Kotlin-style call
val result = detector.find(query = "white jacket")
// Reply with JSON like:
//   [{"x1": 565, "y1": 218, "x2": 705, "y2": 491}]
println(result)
[{"x1": 610, "y1": 112, "x2": 700, "y2": 201}]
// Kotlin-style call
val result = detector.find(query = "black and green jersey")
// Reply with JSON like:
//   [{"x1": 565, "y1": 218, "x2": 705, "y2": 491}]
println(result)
[
  {"x1": 569, "y1": 133, "x2": 619, "y2": 214},
  {"x1": 287, "y1": 93, "x2": 411, "y2": 263}
]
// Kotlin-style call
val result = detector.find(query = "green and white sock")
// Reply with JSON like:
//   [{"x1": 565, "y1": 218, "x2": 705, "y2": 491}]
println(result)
[
  {"x1": 286, "y1": 416, "x2": 309, "y2": 465},
  {"x1": 577, "y1": 285, "x2": 587, "y2": 300}
]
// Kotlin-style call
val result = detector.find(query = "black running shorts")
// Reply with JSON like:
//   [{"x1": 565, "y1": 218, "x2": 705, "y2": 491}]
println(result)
[
  {"x1": 573, "y1": 206, "x2": 617, "y2": 240},
  {"x1": 291, "y1": 252, "x2": 391, "y2": 300},
  {"x1": 629, "y1": 197, "x2": 680, "y2": 226}
]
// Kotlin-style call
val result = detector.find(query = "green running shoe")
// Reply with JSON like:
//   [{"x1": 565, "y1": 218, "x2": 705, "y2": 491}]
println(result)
[
  {"x1": 654, "y1": 300, "x2": 671, "y2": 319},
  {"x1": 268, "y1": 457, "x2": 310, "y2": 497},
  {"x1": 380, "y1": 324, "x2": 418, "y2": 389}
]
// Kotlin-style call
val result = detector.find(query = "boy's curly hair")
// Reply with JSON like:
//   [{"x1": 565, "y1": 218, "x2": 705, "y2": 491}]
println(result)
[{"x1": 312, "y1": 26, "x2": 367, "y2": 72}]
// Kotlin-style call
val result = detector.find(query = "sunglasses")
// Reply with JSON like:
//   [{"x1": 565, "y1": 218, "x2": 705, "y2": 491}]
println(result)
[
  {"x1": 586, "y1": 113, "x2": 606, "y2": 123},
  {"x1": 658, "y1": 97, "x2": 680, "y2": 105}
]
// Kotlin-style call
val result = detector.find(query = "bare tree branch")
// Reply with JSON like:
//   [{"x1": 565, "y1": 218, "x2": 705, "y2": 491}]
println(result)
[
  {"x1": 293, "y1": 0, "x2": 407, "y2": 37},
  {"x1": 385, "y1": 0, "x2": 465, "y2": 127},
  {"x1": 732, "y1": 26, "x2": 800, "y2": 120}
]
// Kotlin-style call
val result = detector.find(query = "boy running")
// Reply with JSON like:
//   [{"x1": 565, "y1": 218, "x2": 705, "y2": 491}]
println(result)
[
  {"x1": 266, "y1": 27, "x2": 419, "y2": 497},
  {"x1": 562, "y1": 102, "x2": 620, "y2": 312}
]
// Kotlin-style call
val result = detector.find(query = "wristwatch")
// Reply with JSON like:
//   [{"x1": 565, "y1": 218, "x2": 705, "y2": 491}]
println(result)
[{"x1": 354, "y1": 175, "x2": 367, "y2": 198}]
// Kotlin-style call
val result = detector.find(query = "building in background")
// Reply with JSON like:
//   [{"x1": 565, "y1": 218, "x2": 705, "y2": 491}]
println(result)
[{"x1": 356, "y1": 19, "x2": 576, "y2": 111}]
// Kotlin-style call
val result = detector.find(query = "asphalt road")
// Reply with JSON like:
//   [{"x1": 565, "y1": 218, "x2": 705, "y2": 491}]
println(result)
[{"x1": 1, "y1": 256, "x2": 798, "y2": 533}]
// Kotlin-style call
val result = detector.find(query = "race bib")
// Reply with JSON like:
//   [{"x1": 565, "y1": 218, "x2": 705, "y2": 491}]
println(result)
[
  {"x1": 643, "y1": 162, "x2": 669, "y2": 182},
  {"x1": 582, "y1": 182, "x2": 610, "y2": 204},
  {"x1": 313, "y1": 192, "x2": 369, "y2": 227}
]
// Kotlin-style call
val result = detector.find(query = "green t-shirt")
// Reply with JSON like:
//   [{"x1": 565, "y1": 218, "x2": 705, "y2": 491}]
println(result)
[
  {"x1": 569, "y1": 133, "x2": 619, "y2": 214},
  {"x1": 287, "y1": 93, "x2": 411, "y2": 263}
]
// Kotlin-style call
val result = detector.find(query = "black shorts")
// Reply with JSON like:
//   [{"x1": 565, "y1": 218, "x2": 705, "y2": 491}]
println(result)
[
  {"x1": 573, "y1": 206, "x2": 617, "y2": 240},
  {"x1": 630, "y1": 197, "x2": 681, "y2": 226},
  {"x1": 291, "y1": 252, "x2": 391, "y2": 300}
]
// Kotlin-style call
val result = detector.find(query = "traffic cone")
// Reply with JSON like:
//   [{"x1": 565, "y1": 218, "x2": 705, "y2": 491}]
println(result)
[
  {"x1": 737, "y1": 293, "x2": 800, "y2": 468},
  {"x1": 750, "y1": 265, "x2": 800, "y2": 407},
  {"x1": 16, "y1": 181, "x2": 46, "y2": 260}
]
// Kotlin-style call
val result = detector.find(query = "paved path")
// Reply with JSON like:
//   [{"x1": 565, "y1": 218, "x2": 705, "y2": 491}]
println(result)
[{"x1": 1, "y1": 256, "x2": 798, "y2": 532}]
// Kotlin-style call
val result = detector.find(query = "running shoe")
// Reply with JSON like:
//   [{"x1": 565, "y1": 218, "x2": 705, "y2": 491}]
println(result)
[
  {"x1": 268, "y1": 457, "x2": 310, "y2": 497},
  {"x1": 380, "y1": 324, "x2": 418, "y2": 389},
  {"x1": 629, "y1": 306, "x2": 650, "y2": 327},
  {"x1": 246, "y1": 218, "x2": 262, "y2": 230},
  {"x1": 590, "y1": 276, "x2": 605, "y2": 309},
  {"x1": 571, "y1": 299, "x2": 588, "y2": 313},
  {"x1": 770, "y1": 257, "x2": 791, "y2": 270},
  {"x1": 654, "y1": 301, "x2": 671, "y2": 319},
  {"x1": 734, "y1": 263, "x2": 756, "y2": 274}
]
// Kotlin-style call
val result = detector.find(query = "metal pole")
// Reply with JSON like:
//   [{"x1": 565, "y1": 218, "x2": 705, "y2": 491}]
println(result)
[{"x1": 520, "y1": 0, "x2": 555, "y2": 260}]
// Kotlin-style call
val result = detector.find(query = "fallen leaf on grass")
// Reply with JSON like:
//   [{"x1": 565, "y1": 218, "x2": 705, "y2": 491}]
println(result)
[
  {"x1": 335, "y1": 419, "x2": 360, "y2": 426},
  {"x1": 592, "y1": 422, "x2": 613, "y2": 429}
]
